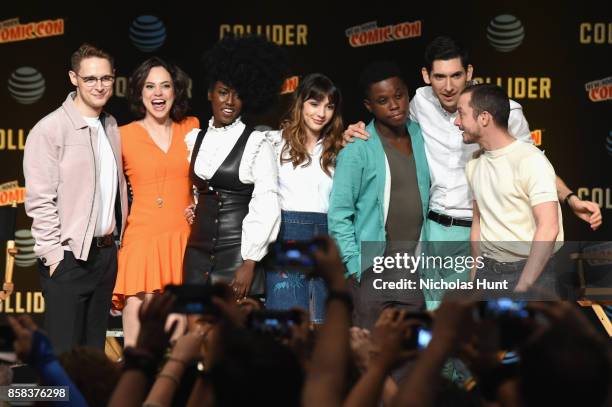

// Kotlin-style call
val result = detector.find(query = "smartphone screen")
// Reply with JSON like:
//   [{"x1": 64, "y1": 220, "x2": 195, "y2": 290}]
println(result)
[
  {"x1": 481, "y1": 298, "x2": 529, "y2": 319},
  {"x1": 501, "y1": 350, "x2": 521, "y2": 365},
  {"x1": 247, "y1": 310, "x2": 300, "y2": 338},
  {"x1": 266, "y1": 238, "x2": 327, "y2": 272},
  {"x1": 165, "y1": 284, "x2": 224, "y2": 315},
  {"x1": 267, "y1": 242, "x2": 313, "y2": 270},
  {"x1": 417, "y1": 327, "x2": 432, "y2": 349},
  {"x1": 402, "y1": 324, "x2": 432, "y2": 350}
]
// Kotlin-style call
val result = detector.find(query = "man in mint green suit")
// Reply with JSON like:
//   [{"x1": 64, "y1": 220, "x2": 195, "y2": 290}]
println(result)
[{"x1": 328, "y1": 61, "x2": 430, "y2": 329}]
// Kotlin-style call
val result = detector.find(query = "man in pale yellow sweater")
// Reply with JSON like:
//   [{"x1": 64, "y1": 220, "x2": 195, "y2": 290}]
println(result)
[{"x1": 455, "y1": 83, "x2": 562, "y2": 294}]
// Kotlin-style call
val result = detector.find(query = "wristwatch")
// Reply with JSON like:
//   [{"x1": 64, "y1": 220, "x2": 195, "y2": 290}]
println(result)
[{"x1": 563, "y1": 192, "x2": 577, "y2": 207}]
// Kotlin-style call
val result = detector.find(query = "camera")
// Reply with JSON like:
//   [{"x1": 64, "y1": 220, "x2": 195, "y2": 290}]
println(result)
[
  {"x1": 164, "y1": 284, "x2": 226, "y2": 315},
  {"x1": 246, "y1": 310, "x2": 302, "y2": 339},
  {"x1": 265, "y1": 238, "x2": 327, "y2": 272}
]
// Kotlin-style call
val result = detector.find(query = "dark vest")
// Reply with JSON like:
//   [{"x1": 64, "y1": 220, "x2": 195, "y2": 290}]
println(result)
[{"x1": 184, "y1": 126, "x2": 264, "y2": 294}]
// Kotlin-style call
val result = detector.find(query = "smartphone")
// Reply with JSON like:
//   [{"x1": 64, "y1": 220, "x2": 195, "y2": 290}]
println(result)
[
  {"x1": 500, "y1": 350, "x2": 520, "y2": 365},
  {"x1": 478, "y1": 298, "x2": 529, "y2": 319},
  {"x1": 477, "y1": 298, "x2": 533, "y2": 349},
  {"x1": 266, "y1": 238, "x2": 327, "y2": 271},
  {"x1": 246, "y1": 310, "x2": 302, "y2": 339},
  {"x1": 165, "y1": 284, "x2": 226, "y2": 315}
]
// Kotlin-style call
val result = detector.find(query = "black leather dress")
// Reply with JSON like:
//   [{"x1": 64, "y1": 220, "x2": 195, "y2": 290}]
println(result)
[{"x1": 182, "y1": 126, "x2": 265, "y2": 295}]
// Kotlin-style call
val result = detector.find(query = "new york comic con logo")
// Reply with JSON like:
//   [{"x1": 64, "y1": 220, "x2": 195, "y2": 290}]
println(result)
[
  {"x1": 585, "y1": 76, "x2": 612, "y2": 102},
  {"x1": 0, "y1": 180, "x2": 25, "y2": 206},
  {"x1": 0, "y1": 17, "x2": 64, "y2": 44},
  {"x1": 345, "y1": 20, "x2": 422, "y2": 48}
]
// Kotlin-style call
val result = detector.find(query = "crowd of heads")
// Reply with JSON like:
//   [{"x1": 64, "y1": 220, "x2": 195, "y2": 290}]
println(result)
[{"x1": 4, "y1": 238, "x2": 610, "y2": 407}]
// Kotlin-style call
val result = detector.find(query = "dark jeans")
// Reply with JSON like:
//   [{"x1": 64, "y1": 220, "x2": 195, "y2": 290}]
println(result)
[
  {"x1": 266, "y1": 211, "x2": 328, "y2": 323},
  {"x1": 38, "y1": 245, "x2": 117, "y2": 353},
  {"x1": 478, "y1": 255, "x2": 558, "y2": 299},
  {"x1": 347, "y1": 263, "x2": 424, "y2": 330}
]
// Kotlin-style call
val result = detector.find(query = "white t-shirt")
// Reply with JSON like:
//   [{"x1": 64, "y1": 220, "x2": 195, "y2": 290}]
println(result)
[
  {"x1": 466, "y1": 140, "x2": 563, "y2": 261},
  {"x1": 84, "y1": 116, "x2": 117, "y2": 237}
]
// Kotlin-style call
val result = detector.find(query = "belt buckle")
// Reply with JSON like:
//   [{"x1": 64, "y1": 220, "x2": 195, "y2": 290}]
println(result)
[
  {"x1": 435, "y1": 212, "x2": 450, "y2": 227},
  {"x1": 95, "y1": 235, "x2": 110, "y2": 248}
]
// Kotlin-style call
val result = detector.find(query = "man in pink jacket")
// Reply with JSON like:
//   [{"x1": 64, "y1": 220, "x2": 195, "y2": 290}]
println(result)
[{"x1": 24, "y1": 43, "x2": 128, "y2": 353}]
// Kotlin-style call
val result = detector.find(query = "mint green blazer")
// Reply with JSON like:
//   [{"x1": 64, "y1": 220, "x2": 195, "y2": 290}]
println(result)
[{"x1": 328, "y1": 119, "x2": 430, "y2": 280}]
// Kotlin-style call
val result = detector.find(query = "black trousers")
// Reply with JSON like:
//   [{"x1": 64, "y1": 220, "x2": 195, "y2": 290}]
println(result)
[
  {"x1": 347, "y1": 266, "x2": 424, "y2": 330},
  {"x1": 37, "y1": 245, "x2": 117, "y2": 354}
]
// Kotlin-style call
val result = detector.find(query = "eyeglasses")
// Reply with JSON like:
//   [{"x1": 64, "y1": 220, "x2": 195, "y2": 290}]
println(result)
[{"x1": 74, "y1": 73, "x2": 115, "y2": 88}]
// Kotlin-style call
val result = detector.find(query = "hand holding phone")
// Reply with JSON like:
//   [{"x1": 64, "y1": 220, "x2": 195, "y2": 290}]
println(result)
[
  {"x1": 266, "y1": 239, "x2": 327, "y2": 272},
  {"x1": 165, "y1": 284, "x2": 228, "y2": 315},
  {"x1": 475, "y1": 298, "x2": 534, "y2": 349},
  {"x1": 477, "y1": 298, "x2": 530, "y2": 320},
  {"x1": 246, "y1": 310, "x2": 302, "y2": 339}
]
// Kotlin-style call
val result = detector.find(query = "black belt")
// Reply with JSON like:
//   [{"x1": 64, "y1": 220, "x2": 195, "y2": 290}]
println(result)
[
  {"x1": 481, "y1": 257, "x2": 526, "y2": 274},
  {"x1": 427, "y1": 210, "x2": 472, "y2": 228},
  {"x1": 93, "y1": 234, "x2": 114, "y2": 248}
]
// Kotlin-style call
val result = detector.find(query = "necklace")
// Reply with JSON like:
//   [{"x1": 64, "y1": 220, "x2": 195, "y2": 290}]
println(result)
[
  {"x1": 140, "y1": 120, "x2": 172, "y2": 208},
  {"x1": 155, "y1": 165, "x2": 167, "y2": 208}
]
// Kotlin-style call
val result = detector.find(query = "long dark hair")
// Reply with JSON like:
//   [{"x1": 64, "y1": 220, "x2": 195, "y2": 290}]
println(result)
[{"x1": 280, "y1": 73, "x2": 343, "y2": 177}]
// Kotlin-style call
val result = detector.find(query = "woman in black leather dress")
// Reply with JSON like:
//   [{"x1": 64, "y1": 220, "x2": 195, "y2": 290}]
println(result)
[{"x1": 183, "y1": 35, "x2": 287, "y2": 299}]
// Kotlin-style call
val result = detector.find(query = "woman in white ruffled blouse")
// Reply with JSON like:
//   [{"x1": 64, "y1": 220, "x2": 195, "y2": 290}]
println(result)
[{"x1": 182, "y1": 35, "x2": 286, "y2": 300}]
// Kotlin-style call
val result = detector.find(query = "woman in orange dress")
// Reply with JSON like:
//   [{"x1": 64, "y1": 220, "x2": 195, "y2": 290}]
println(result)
[{"x1": 113, "y1": 57, "x2": 198, "y2": 346}]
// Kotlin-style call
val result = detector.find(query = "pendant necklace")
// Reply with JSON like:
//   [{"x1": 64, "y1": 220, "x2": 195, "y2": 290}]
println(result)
[
  {"x1": 154, "y1": 159, "x2": 168, "y2": 208},
  {"x1": 142, "y1": 120, "x2": 172, "y2": 208}
]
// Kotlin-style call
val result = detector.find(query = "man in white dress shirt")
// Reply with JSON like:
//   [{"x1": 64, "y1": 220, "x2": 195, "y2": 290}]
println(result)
[{"x1": 410, "y1": 36, "x2": 600, "y2": 307}]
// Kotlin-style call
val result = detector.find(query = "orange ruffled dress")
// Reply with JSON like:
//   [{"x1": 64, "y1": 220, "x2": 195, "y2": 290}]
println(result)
[{"x1": 113, "y1": 116, "x2": 199, "y2": 309}]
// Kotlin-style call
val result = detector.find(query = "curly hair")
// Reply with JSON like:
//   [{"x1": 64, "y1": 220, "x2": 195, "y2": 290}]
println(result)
[
  {"x1": 359, "y1": 60, "x2": 404, "y2": 99},
  {"x1": 127, "y1": 57, "x2": 190, "y2": 122},
  {"x1": 280, "y1": 73, "x2": 343, "y2": 177},
  {"x1": 202, "y1": 35, "x2": 287, "y2": 114}
]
